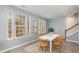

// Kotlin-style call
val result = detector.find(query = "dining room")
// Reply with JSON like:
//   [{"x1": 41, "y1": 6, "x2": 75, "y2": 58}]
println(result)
[{"x1": 0, "y1": 5, "x2": 79, "y2": 53}]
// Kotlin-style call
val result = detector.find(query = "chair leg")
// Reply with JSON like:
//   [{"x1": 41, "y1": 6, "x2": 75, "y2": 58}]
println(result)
[
  {"x1": 41, "y1": 47, "x2": 43, "y2": 51},
  {"x1": 39, "y1": 46, "x2": 48, "y2": 51},
  {"x1": 46, "y1": 46, "x2": 48, "y2": 51},
  {"x1": 45, "y1": 47, "x2": 46, "y2": 51},
  {"x1": 42, "y1": 47, "x2": 46, "y2": 51}
]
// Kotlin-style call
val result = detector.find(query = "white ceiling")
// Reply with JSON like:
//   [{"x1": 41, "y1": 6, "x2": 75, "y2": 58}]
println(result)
[{"x1": 13, "y1": 5, "x2": 79, "y2": 20}]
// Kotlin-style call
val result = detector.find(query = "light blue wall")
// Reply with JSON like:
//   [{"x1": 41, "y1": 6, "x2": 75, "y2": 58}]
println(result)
[
  {"x1": 0, "y1": 6, "x2": 48, "y2": 51},
  {"x1": 47, "y1": 16, "x2": 79, "y2": 42},
  {"x1": 47, "y1": 17, "x2": 66, "y2": 37}
]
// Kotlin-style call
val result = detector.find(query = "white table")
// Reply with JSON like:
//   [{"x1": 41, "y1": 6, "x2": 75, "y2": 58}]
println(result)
[{"x1": 39, "y1": 34, "x2": 59, "y2": 53}]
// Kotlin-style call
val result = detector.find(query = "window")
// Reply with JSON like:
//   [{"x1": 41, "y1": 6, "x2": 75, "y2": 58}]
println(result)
[
  {"x1": 38, "y1": 20, "x2": 46, "y2": 35},
  {"x1": 15, "y1": 14, "x2": 26, "y2": 37},
  {"x1": 8, "y1": 12, "x2": 46, "y2": 39},
  {"x1": 25, "y1": 16, "x2": 29, "y2": 35},
  {"x1": 8, "y1": 12, "x2": 13, "y2": 39},
  {"x1": 42, "y1": 20, "x2": 46, "y2": 34},
  {"x1": 33, "y1": 20, "x2": 38, "y2": 34}
]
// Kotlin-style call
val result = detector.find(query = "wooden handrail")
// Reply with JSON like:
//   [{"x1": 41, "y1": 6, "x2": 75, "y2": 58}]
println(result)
[
  {"x1": 65, "y1": 23, "x2": 79, "y2": 31},
  {"x1": 65, "y1": 23, "x2": 79, "y2": 39},
  {"x1": 65, "y1": 13, "x2": 79, "y2": 39}
]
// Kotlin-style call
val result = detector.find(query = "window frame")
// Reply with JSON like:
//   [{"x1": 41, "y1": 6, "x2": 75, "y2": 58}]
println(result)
[
  {"x1": 14, "y1": 13, "x2": 30, "y2": 39},
  {"x1": 8, "y1": 11, "x2": 14, "y2": 40}
]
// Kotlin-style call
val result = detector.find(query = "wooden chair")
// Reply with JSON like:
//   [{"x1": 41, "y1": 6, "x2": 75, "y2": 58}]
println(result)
[
  {"x1": 39, "y1": 39, "x2": 49, "y2": 51},
  {"x1": 52, "y1": 36, "x2": 64, "y2": 49}
]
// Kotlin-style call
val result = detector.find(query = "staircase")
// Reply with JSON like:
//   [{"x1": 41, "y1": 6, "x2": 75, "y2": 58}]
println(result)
[{"x1": 65, "y1": 23, "x2": 79, "y2": 43}]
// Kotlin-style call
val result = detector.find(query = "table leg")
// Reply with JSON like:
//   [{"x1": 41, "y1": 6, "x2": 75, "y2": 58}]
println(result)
[{"x1": 50, "y1": 41, "x2": 52, "y2": 53}]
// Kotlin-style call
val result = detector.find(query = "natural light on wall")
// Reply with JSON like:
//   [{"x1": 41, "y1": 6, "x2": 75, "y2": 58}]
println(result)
[{"x1": 66, "y1": 16, "x2": 77, "y2": 29}]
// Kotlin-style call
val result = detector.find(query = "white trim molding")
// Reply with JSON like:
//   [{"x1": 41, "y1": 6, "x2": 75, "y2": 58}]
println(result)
[
  {"x1": 0, "y1": 39, "x2": 38, "y2": 53},
  {"x1": 66, "y1": 39, "x2": 79, "y2": 44}
]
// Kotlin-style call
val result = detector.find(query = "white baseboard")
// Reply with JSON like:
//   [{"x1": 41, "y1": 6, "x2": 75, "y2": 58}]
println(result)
[
  {"x1": 0, "y1": 39, "x2": 38, "y2": 53},
  {"x1": 66, "y1": 39, "x2": 79, "y2": 44}
]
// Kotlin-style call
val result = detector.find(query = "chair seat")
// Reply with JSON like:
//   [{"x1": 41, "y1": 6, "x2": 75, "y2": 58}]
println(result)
[
  {"x1": 52, "y1": 36, "x2": 64, "y2": 48},
  {"x1": 39, "y1": 39, "x2": 49, "y2": 51},
  {"x1": 53, "y1": 42, "x2": 61, "y2": 45}
]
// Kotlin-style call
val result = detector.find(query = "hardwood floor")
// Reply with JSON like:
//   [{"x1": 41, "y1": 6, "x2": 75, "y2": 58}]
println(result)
[{"x1": 5, "y1": 40, "x2": 79, "y2": 53}]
